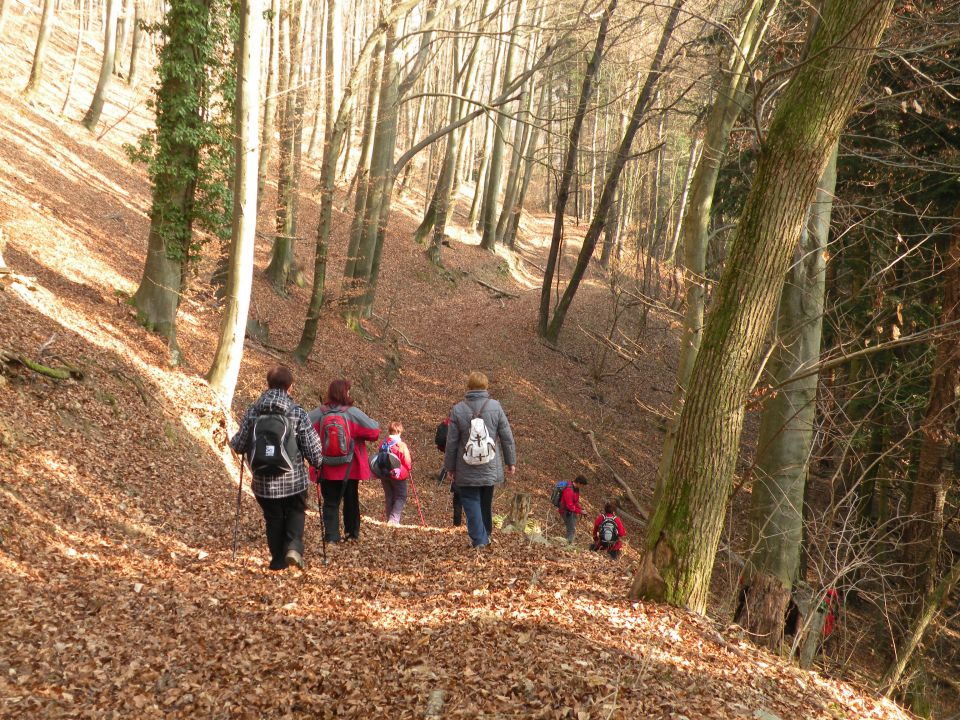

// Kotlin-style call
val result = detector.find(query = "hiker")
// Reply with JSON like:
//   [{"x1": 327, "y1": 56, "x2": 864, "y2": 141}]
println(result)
[
  {"x1": 308, "y1": 379, "x2": 380, "y2": 543},
  {"x1": 230, "y1": 365, "x2": 323, "y2": 571},
  {"x1": 435, "y1": 416, "x2": 462, "y2": 527},
  {"x1": 443, "y1": 371, "x2": 516, "y2": 548},
  {"x1": 375, "y1": 421, "x2": 413, "y2": 525},
  {"x1": 558, "y1": 475, "x2": 588, "y2": 544},
  {"x1": 592, "y1": 500, "x2": 626, "y2": 559}
]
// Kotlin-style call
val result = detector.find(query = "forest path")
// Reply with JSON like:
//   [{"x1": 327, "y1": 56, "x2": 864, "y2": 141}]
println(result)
[{"x1": 0, "y1": 20, "x2": 913, "y2": 720}]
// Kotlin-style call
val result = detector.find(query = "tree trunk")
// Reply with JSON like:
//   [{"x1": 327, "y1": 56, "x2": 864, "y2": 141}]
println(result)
[
  {"x1": 114, "y1": 0, "x2": 133, "y2": 76},
  {"x1": 23, "y1": 0, "x2": 57, "y2": 101},
  {"x1": 60, "y1": 0, "x2": 85, "y2": 114},
  {"x1": 901, "y1": 205, "x2": 960, "y2": 598},
  {"x1": 659, "y1": 0, "x2": 779, "y2": 479},
  {"x1": 663, "y1": 137, "x2": 702, "y2": 265},
  {"x1": 294, "y1": 0, "x2": 339, "y2": 363},
  {"x1": 538, "y1": 0, "x2": 617, "y2": 334},
  {"x1": 257, "y1": 0, "x2": 281, "y2": 202},
  {"x1": 478, "y1": 0, "x2": 526, "y2": 251},
  {"x1": 132, "y1": 0, "x2": 213, "y2": 364},
  {"x1": 127, "y1": 0, "x2": 143, "y2": 85},
  {"x1": 207, "y1": 0, "x2": 263, "y2": 403},
  {"x1": 264, "y1": 0, "x2": 305, "y2": 293},
  {"x1": 629, "y1": 0, "x2": 894, "y2": 614},
  {"x1": 0, "y1": 0, "x2": 9, "y2": 41},
  {"x1": 83, "y1": 0, "x2": 120, "y2": 131},
  {"x1": 543, "y1": 0, "x2": 682, "y2": 344},
  {"x1": 502, "y1": 492, "x2": 532, "y2": 533},
  {"x1": 737, "y1": 145, "x2": 837, "y2": 650}
]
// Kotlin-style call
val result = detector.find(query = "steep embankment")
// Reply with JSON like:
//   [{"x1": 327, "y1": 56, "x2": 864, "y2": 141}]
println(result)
[{"x1": 0, "y1": 13, "x2": 913, "y2": 720}]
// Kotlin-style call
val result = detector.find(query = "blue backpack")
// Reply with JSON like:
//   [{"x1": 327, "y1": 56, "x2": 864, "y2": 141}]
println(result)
[{"x1": 550, "y1": 480, "x2": 570, "y2": 508}]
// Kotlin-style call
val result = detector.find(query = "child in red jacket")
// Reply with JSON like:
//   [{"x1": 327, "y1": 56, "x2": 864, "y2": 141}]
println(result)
[
  {"x1": 379, "y1": 421, "x2": 413, "y2": 525},
  {"x1": 559, "y1": 475, "x2": 588, "y2": 544},
  {"x1": 592, "y1": 501, "x2": 626, "y2": 560}
]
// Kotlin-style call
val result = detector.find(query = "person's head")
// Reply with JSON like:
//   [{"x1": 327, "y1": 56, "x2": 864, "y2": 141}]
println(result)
[
  {"x1": 388, "y1": 421, "x2": 403, "y2": 435},
  {"x1": 604, "y1": 500, "x2": 618, "y2": 515},
  {"x1": 467, "y1": 371, "x2": 489, "y2": 391},
  {"x1": 266, "y1": 365, "x2": 294, "y2": 391},
  {"x1": 574, "y1": 475, "x2": 589, "y2": 488},
  {"x1": 326, "y1": 378, "x2": 354, "y2": 406}
]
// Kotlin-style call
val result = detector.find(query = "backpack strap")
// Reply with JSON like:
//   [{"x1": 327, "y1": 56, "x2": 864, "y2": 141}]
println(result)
[{"x1": 471, "y1": 398, "x2": 491, "y2": 420}]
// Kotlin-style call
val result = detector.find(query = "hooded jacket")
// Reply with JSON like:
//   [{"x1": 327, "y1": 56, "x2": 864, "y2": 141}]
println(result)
[{"x1": 308, "y1": 404, "x2": 380, "y2": 481}]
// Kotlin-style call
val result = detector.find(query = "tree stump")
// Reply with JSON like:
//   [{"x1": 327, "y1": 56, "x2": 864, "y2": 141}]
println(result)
[
  {"x1": 795, "y1": 584, "x2": 828, "y2": 669},
  {"x1": 501, "y1": 492, "x2": 532, "y2": 533},
  {"x1": 0, "y1": 228, "x2": 7, "y2": 272}
]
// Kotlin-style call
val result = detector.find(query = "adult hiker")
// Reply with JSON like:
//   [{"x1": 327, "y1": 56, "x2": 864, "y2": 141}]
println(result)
[
  {"x1": 592, "y1": 500, "x2": 626, "y2": 559},
  {"x1": 558, "y1": 475, "x2": 588, "y2": 545},
  {"x1": 230, "y1": 365, "x2": 323, "y2": 571},
  {"x1": 443, "y1": 371, "x2": 517, "y2": 548},
  {"x1": 373, "y1": 421, "x2": 413, "y2": 525},
  {"x1": 309, "y1": 379, "x2": 379, "y2": 543}
]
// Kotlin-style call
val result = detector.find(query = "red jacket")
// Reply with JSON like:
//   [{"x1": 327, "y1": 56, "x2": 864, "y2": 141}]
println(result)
[
  {"x1": 558, "y1": 484, "x2": 584, "y2": 516},
  {"x1": 308, "y1": 404, "x2": 380, "y2": 482},
  {"x1": 384, "y1": 436, "x2": 413, "y2": 480},
  {"x1": 593, "y1": 513, "x2": 626, "y2": 551}
]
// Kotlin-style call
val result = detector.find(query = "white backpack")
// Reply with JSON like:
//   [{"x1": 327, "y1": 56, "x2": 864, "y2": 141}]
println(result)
[{"x1": 462, "y1": 399, "x2": 496, "y2": 466}]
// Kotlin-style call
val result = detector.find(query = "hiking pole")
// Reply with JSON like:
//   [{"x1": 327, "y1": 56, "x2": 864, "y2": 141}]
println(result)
[
  {"x1": 315, "y1": 482, "x2": 328, "y2": 565},
  {"x1": 232, "y1": 455, "x2": 245, "y2": 560},
  {"x1": 408, "y1": 474, "x2": 426, "y2": 527}
]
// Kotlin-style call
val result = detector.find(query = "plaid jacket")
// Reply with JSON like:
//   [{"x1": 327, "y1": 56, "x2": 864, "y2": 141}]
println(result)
[{"x1": 230, "y1": 389, "x2": 323, "y2": 498}]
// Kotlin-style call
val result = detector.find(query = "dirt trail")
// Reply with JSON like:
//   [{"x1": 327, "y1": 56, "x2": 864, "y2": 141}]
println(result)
[{"x1": 0, "y1": 15, "x2": 914, "y2": 719}]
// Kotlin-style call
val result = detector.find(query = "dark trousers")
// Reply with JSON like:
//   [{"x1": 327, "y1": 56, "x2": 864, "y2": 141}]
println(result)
[
  {"x1": 451, "y1": 484, "x2": 462, "y2": 526},
  {"x1": 320, "y1": 479, "x2": 360, "y2": 542},
  {"x1": 479, "y1": 484, "x2": 494, "y2": 537},
  {"x1": 256, "y1": 491, "x2": 307, "y2": 569},
  {"x1": 563, "y1": 510, "x2": 578, "y2": 543}
]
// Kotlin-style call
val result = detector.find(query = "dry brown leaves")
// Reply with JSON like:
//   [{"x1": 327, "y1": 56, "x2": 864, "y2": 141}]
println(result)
[{"x1": 0, "y1": 12, "x2": 917, "y2": 720}]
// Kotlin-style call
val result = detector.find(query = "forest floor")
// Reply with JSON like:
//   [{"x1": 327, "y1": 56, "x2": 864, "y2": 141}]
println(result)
[{"x1": 0, "y1": 10, "x2": 931, "y2": 720}]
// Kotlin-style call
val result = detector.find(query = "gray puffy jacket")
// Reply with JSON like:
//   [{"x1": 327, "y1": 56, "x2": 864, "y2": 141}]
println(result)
[{"x1": 443, "y1": 390, "x2": 517, "y2": 487}]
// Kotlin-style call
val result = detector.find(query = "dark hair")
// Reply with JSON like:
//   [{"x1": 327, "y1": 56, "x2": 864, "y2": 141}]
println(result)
[
  {"x1": 267, "y1": 365, "x2": 294, "y2": 390},
  {"x1": 604, "y1": 500, "x2": 618, "y2": 515},
  {"x1": 574, "y1": 475, "x2": 588, "y2": 485},
  {"x1": 326, "y1": 378, "x2": 354, "y2": 406}
]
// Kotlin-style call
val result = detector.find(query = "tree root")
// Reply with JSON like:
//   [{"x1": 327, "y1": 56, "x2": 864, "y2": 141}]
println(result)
[{"x1": 570, "y1": 419, "x2": 649, "y2": 520}]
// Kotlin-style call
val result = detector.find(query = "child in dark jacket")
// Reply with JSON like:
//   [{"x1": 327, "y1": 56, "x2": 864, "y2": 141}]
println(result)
[
  {"x1": 435, "y1": 416, "x2": 461, "y2": 526},
  {"x1": 592, "y1": 501, "x2": 626, "y2": 560}
]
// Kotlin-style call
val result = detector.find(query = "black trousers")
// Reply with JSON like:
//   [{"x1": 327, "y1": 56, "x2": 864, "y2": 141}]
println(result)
[
  {"x1": 320, "y1": 479, "x2": 360, "y2": 542},
  {"x1": 451, "y1": 484, "x2": 463, "y2": 526},
  {"x1": 256, "y1": 491, "x2": 307, "y2": 569},
  {"x1": 479, "y1": 484, "x2": 494, "y2": 536}
]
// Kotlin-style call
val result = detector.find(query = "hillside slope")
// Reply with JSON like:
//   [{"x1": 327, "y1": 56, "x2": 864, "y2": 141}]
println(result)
[{"x1": 0, "y1": 15, "x2": 914, "y2": 719}]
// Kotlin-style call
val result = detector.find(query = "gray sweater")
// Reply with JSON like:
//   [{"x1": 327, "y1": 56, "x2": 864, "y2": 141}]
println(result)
[{"x1": 444, "y1": 390, "x2": 517, "y2": 487}]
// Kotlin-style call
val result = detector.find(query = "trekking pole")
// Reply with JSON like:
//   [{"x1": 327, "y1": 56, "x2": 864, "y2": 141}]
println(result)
[
  {"x1": 315, "y1": 481, "x2": 328, "y2": 565},
  {"x1": 232, "y1": 455, "x2": 245, "y2": 560},
  {"x1": 408, "y1": 474, "x2": 426, "y2": 527}
]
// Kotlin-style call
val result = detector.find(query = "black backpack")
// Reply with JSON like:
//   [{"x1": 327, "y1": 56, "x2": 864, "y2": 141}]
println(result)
[
  {"x1": 250, "y1": 412, "x2": 299, "y2": 475},
  {"x1": 597, "y1": 516, "x2": 619, "y2": 548},
  {"x1": 435, "y1": 420, "x2": 449, "y2": 452}
]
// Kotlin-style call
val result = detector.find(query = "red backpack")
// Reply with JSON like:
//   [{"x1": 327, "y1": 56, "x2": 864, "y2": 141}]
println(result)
[{"x1": 319, "y1": 407, "x2": 354, "y2": 466}]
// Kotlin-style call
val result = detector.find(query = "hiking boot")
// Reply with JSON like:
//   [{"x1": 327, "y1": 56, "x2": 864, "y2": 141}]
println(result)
[
  {"x1": 285, "y1": 549, "x2": 304, "y2": 570},
  {"x1": 268, "y1": 560, "x2": 289, "y2": 571}
]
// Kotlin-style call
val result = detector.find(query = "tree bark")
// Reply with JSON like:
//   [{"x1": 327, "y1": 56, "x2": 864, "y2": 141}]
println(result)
[
  {"x1": 543, "y1": 0, "x2": 683, "y2": 344},
  {"x1": 900, "y1": 200, "x2": 960, "y2": 603},
  {"x1": 479, "y1": 0, "x2": 526, "y2": 251},
  {"x1": 659, "y1": 0, "x2": 779, "y2": 478},
  {"x1": 630, "y1": 0, "x2": 894, "y2": 614},
  {"x1": 738, "y1": 145, "x2": 837, "y2": 649},
  {"x1": 114, "y1": 0, "x2": 133, "y2": 76},
  {"x1": 60, "y1": 0, "x2": 86, "y2": 114},
  {"x1": 23, "y1": 0, "x2": 57, "y2": 101},
  {"x1": 207, "y1": 0, "x2": 263, "y2": 403},
  {"x1": 257, "y1": 0, "x2": 281, "y2": 202},
  {"x1": 83, "y1": 0, "x2": 121, "y2": 131},
  {"x1": 127, "y1": 0, "x2": 143, "y2": 85}
]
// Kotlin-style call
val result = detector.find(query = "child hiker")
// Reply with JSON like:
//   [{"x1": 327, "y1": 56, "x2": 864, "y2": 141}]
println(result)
[
  {"x1": 558, "y1": 475, "x2": 588, "y2": 544},
  {"x1": 375, "y1": 421, "x2": 413, "y2": 525},
  {"x1": 435, "y1": 415, "x2": 462, "y2": 527},
  {"x1": 592, "y1": 500, "x2": 626, "y2": 560}
]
